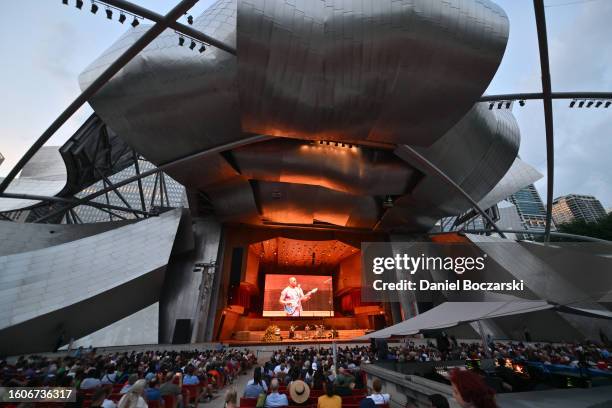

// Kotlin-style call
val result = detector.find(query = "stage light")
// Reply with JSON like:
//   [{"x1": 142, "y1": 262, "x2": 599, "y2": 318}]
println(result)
[
  {"x1": 76, "y1": 0, "x2": 83, "y2": 9},
  {"x1": 569, "y1": 100, "x2": 576, "y2": 108},
  {"x1": 497, "y1": 101, "x2": 503, "y2": 109},
  {"x1": 119, "y1": 13, "x2": 126, "y2": 23},
  {"x1": 178, "y1": 36, "x2": 185, "y2": 46},
  {"x1": 105, "y1": 8, "x2": 113, "y2": 19},
  {"x1": 596, "y1": 101, "x2": 603, "y2": 108},
  {"x1": 505, "y1": 101, "x2": 511, "y2": 109},
  {"x1": 587, "y1": 100, "x2": 594, "y2": 108},
  {"x1": 489, "y1": 102, "x2": 494, "y2": 110},
  {"x1": 519, "y1": 100, "x2": 525, "y2": 107},
  {"x1": 187, "y1": 15, "x2": 194, "y2": 25},
  {"x1": 606, "y1": 101, "x2": 611, "y2": 108},
  {"x1": 199, "y1": 44, "x2": 206, "y2": 53},
  {"x1": 189, "y1": 40, "x2": 196, "y2": 50},
  {"x1": 578, "y1": 100, "x2": 585, "y2": 108},
  {"x1": 131, "y1": 17, "x2": 139, "y2": 27},
  {"x1": 91, "y1": 2, "x2": 98, "y2": 13}
]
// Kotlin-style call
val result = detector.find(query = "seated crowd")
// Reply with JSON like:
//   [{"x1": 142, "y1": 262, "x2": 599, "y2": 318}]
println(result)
[
  {"x1": 1, "y1": 347, "x2": 257, "y2": 408},
  {"x1": 388, "y1": 337, "x2": 612, "y2": 371}
]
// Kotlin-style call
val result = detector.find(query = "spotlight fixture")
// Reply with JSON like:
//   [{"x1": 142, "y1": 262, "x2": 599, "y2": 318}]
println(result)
[
  {"x1": 76, "y1": 0, "x2": 83, "y2": 9},
  {"x1": 198, "y1": 44, "x2": 206, "y2": 53},
  {"x1": 578, "y1": 100, "x2": 585, "y2": 108},
  {"x1": 497, "y1": 101, "x2": 503, "y2": 109},
  {"x1": 131, "y1": 17, "x2": 139, "y2": 27},
  {"x1": 569, "y1": 100, "x2": 576, "y2": 108},
  {"x1": 587, "y1": 100, "x2": 594, "y2": 108},
  {"x1": 178, "y1": 36, "x2": 185, "y2": 46},
  {"x1": 63, "y1": 0, "x2": 68, "y2": 5},
  {"x1": 488, "y1": 102, "x2": 494, "y2": 110},
  {"x1": 519, "y1": 100, "x2": 525, "y2": 107},
  {"x1": 187, "y1": 15, "x2": 194, "y2": 25},
  {"x1": 189, "y1": 40, "x2": 196, "y2": 50},
  {"x1": 118, "y1": 13, "x2": 126, "y2": 23},
  {"x1": 505, "y1": 101, "x2": 511, "y2": 109},
  {"x1": 596, "y1": 101, "x2": 603, "y2": 108},
  {"x1": 606, "y1": 101, "x2": 611, "y2": 108},
  {"x1": 105, "y1": 8, "x2": 113, "y2": 19},
  {"x1": 91, "y1": 2, "x2": 98, "y2": 13}
]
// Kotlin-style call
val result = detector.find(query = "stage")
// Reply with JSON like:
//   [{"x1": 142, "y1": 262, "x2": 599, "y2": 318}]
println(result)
[
  {"x1": 213, "y1": 229, "x2": 388, "y2": 342},
  {"x1": 228, "y1": 328, "x2": 368, "y2": 344}
]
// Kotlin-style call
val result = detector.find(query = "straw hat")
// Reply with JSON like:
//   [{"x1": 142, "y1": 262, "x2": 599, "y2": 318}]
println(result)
[{"x1": 289, "y1": 380, "x2": 310, "y2": 404}]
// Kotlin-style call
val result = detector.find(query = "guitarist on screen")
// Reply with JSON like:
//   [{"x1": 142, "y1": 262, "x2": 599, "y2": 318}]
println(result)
[{"x1": 279, "y1": 277, "x2": 318, "y2": 317}]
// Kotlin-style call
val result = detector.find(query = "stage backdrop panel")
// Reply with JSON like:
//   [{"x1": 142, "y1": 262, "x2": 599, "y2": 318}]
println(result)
[{"x1": 263, "y1": 274, "x2": 333, "y2": 317}]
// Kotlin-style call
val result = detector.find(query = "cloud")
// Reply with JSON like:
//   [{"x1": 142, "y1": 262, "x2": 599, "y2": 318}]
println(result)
[{"x1": 501, "y1": 1, "x2": 612, "y2": 208}]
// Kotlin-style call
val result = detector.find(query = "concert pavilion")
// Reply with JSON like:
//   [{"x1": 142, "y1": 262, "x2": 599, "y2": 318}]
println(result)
[{"x1": 0, "y1": 0, "x2": 611, "y2": 364}]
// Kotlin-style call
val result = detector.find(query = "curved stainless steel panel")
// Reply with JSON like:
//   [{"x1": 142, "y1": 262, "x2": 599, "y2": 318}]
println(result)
[
  {"x1": 401, "y1": 103, "x2": 519, "y2": 213},
  {"x1": 237, "y1": 0, "x2": 508, "y2": 146},
  {"x1": 80, "y1": 0, "x2": 241, "y2": 165},
  {"x1": 78, "y1": 0, "x2": 524, "y2": 231},
  {"x1": 381, "y1": 103, "x2": 520, "y2": 231},
  {"x1": 230, "y1": 139, "x2": 417, "y2": 196},
  {"x1": 254, "y1": 181, "x2": 379, "y2": 228}
]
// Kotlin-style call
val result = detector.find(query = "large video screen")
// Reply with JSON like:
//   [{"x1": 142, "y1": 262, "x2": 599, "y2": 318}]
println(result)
[{"x1": 263, "y1": 274, "x2": 334, "y2": 317}]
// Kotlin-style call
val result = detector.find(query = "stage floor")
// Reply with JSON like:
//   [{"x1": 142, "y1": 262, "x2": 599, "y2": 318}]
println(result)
[{"x1": 224, "y1": 337, "x2": 370, "y2": 346}]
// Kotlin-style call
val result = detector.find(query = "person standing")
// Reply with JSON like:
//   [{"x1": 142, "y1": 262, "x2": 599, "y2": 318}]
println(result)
[{"x1": 279, "y1": 277, "x2": 313, "y2": 317}]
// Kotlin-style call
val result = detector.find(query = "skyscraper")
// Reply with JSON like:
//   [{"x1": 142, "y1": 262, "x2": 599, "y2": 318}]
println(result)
[
  {"x1": 507, "y1": 184, "x2": 549, "y2": 231},
  {"x1": 552, "y1": 194, "x2": 607, "y2": 225}
]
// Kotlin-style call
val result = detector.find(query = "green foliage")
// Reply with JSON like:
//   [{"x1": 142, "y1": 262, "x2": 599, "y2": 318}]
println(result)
[{"x1": 557, "y1": 213, "x2": 612, "y2": 241}]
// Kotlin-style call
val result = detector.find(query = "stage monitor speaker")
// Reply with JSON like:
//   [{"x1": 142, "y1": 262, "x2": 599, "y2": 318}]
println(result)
[{"x1": 172, "y1": 319, "x2": 191, "y2": 344}]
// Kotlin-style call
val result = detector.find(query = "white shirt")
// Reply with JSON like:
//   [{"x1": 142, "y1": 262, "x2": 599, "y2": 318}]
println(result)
[
  {"x1": 102, "y1": 399, "x2": 117, "y2": 408},
  {"x1": 274, "y1": 365, "x2": 289, "y2": 374},
  {"x1": 368, "y1": 394, "x2": 390, "y2": 405}
]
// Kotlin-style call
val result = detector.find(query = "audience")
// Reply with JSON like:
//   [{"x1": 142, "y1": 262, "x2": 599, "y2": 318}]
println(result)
[
  {"x1": 317, "y1": 380, "x2": 341, "y2": 408},
  {"x1": 81, "y1": 368, "x2": 103, "y2": 389},
  {"x1": 450, "y1": 369, "x2": 497, "y2": 408},
  {"x1": 288, "y1": 379, "x2": 310, "y2": 406},
  {"x1": 245, "y1": 366, "x2": 268, "y2": 397},
  {"x1": 91, "y1": 386, "x2": 118, "y2": 408},
  {"x1": 367, "y1": 378, "x2": 389, "y2": 405},
  {"x1": 118, "y1": 379, "x2": 148, "y2": 408},
  {"x1": 1, "y1": 338, "x2": 609, "y2": 408},
  {"x1": 225, "y1": 388, "x2": 238, "y2": 408},
  {"x1": 265, "y1": 378, "x2": 289, "y2": 408}
]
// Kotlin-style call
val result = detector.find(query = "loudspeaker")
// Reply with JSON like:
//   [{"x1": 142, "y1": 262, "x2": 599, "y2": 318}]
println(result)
[
  {"x1": 228, "y1": 247, "x2": 244, "y2": 303},
  {"x1": 172, "y1": 319, "x2": 191, "y2": 344},
  {"x1": 375, "y1": 338, "x2": 389, "y2": 360},
  {"x1": 370, "y1": 314, "x2": 386, "y2": 330}
]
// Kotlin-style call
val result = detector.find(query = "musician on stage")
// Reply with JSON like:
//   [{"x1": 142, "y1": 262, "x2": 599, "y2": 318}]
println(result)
[{"x1": 279, "y1": 277, "x2": 314, "y2": 317}]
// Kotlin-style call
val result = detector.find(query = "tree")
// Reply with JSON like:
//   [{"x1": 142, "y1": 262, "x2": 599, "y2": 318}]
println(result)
[{"x1": 557, "y1": 213, "x2": 612, "y2": 241}]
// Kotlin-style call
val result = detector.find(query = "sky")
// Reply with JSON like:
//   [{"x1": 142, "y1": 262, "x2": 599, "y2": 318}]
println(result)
[{"x1": 0, "y1": 0, "x2": 610, "y2": 207}]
